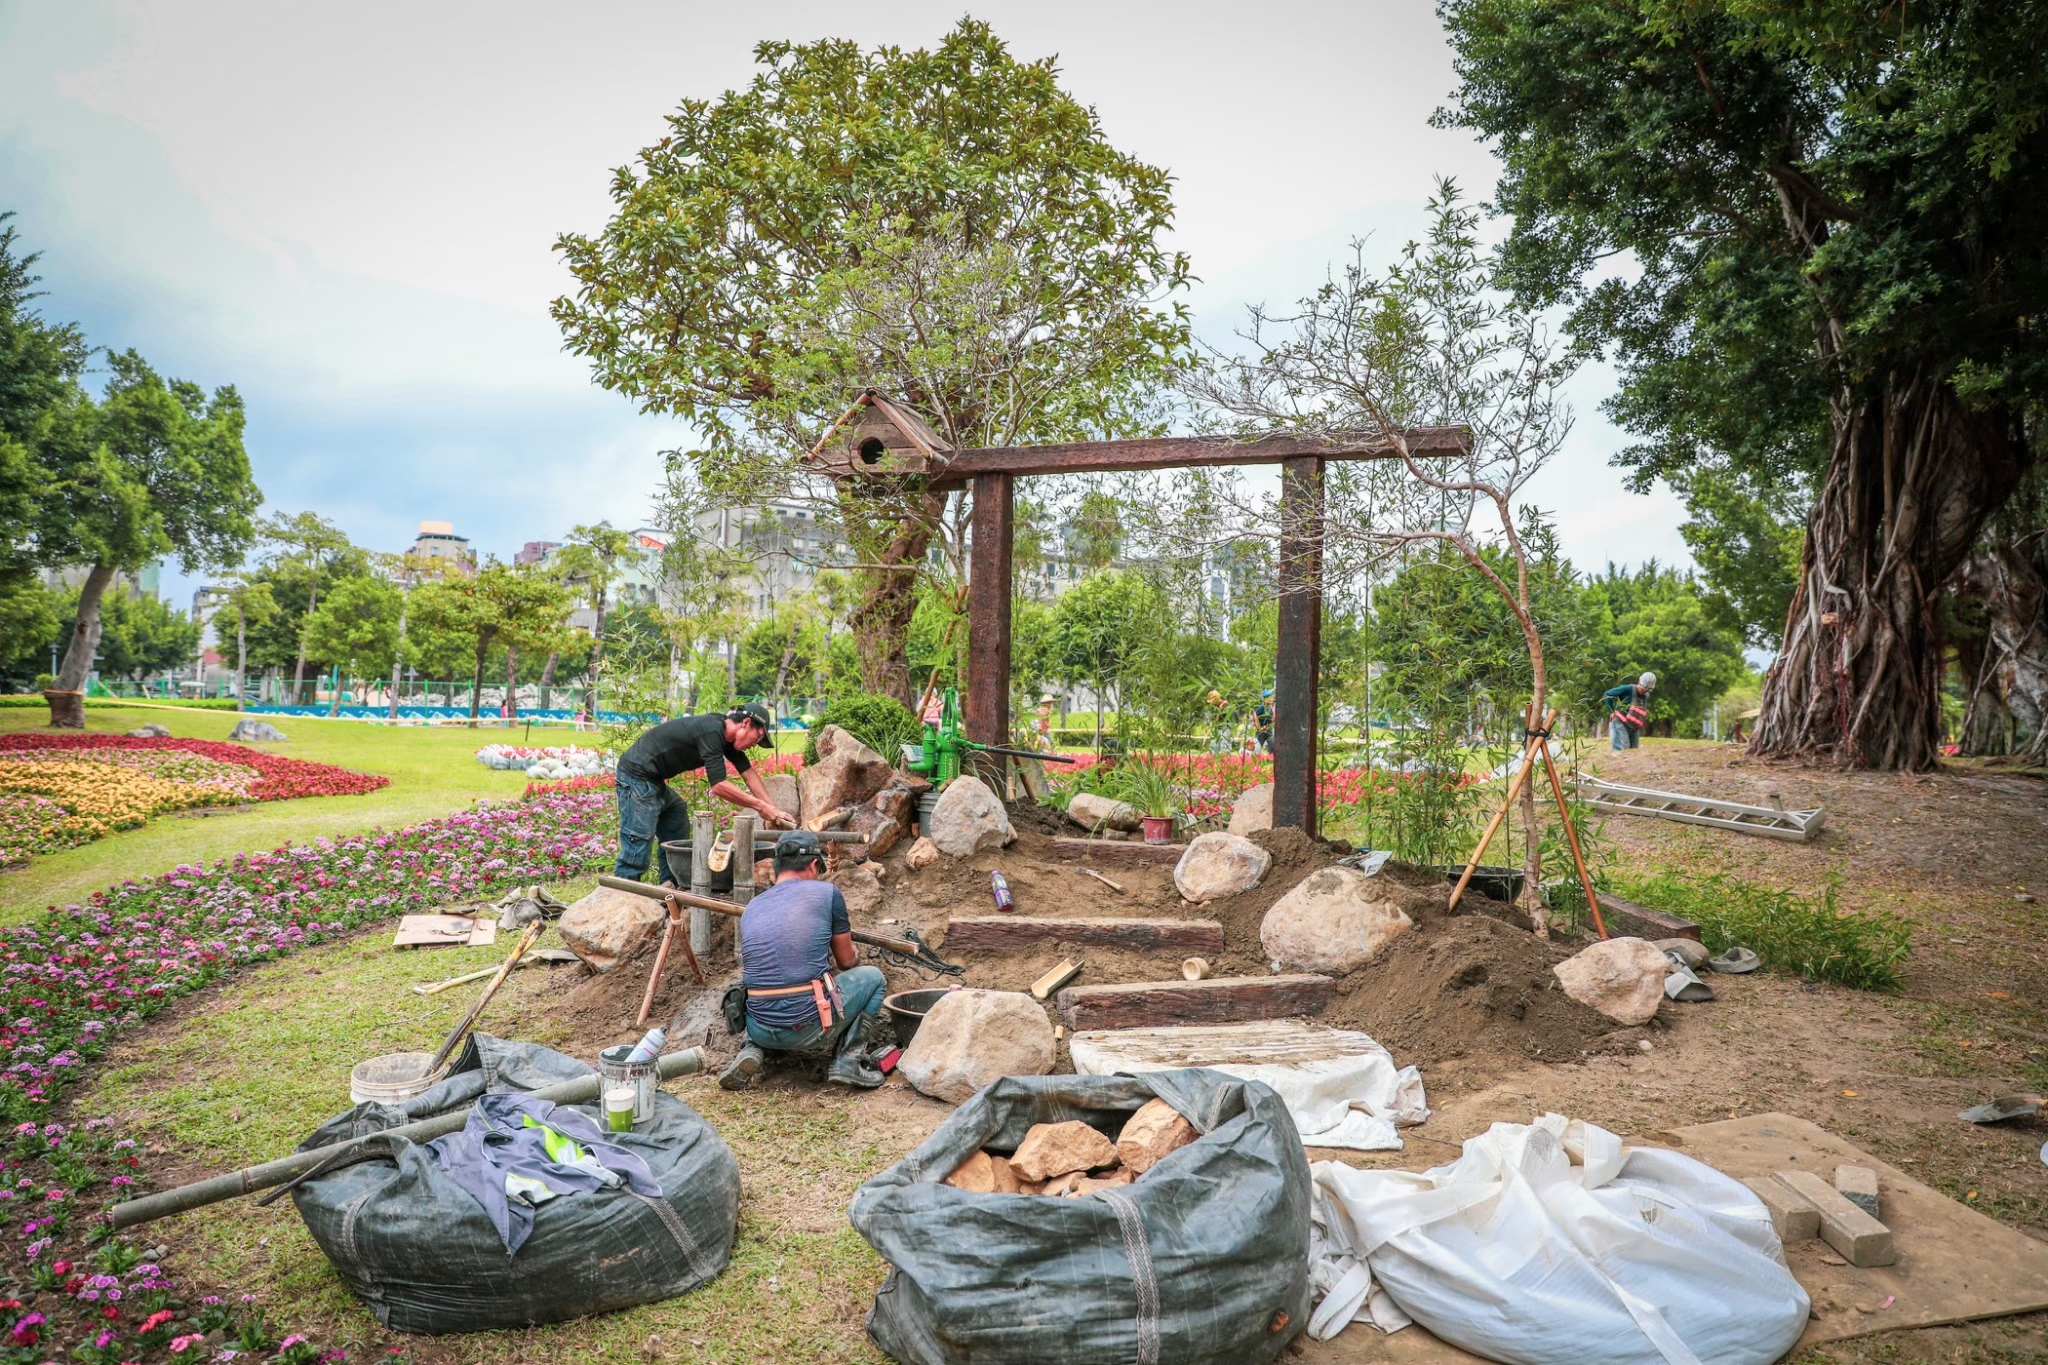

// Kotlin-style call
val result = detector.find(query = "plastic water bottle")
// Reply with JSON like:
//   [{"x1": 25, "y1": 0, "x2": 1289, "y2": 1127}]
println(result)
[
  {"x1": 623, "y1": 1027, "x2": 666, "y2": 1064},
  {"x1": 990, "y1": 870, "x2": 1015, "y2": 914}
]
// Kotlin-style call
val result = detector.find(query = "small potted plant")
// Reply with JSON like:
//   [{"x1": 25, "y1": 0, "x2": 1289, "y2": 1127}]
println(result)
[{"x1": 1122, "y1": 765, "x2": 1180, "y2": 844}]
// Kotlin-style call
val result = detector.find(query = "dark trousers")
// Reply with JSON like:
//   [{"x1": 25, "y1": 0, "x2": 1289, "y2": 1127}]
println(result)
[{"x1": 614, "y1": 769, "x2": 690, "y2": 884}]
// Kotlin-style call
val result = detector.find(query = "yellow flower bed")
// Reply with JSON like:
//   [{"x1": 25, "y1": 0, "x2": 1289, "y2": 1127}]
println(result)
[{"x1": 0, "y1": 759, "x2": 231, "y2": 831}]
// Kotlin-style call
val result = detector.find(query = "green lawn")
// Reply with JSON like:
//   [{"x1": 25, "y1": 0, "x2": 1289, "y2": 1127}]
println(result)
[{"x1": 0, "y1": 705, "x2": 539, "y2": 920}]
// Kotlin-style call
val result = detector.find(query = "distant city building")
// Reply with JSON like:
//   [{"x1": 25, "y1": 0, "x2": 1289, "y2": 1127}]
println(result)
[
  {"x1": 690, "y1": 500, "x2": 847, "y2": 616},
  {"x1": 410, "y1": 520, "x2": 475, "y2": 574},
  {"x1": 41, "y1": 559, "x2": 164, "y2": 601},
  {"x1": 514, "y1": 540, "x2": 560, "y2": 566}
]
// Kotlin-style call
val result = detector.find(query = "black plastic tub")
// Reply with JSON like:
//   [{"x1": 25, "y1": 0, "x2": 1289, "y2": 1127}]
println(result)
[
  {"x1": 1440, "y1": 864, "x2": 1526, "y2": 905},
  {"x1": 883, "y1": 988, "x2": 953, "y2": 1048}
]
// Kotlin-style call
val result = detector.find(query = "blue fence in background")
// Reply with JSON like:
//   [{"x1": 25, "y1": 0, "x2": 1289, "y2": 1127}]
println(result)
[{"x1": 241, "y1": 705, "x2": 663, "y2": 724}]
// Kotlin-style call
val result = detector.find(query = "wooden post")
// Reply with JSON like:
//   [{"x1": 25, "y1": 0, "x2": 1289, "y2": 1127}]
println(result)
[
  {"x1": 689, "y1": 811, "x2": 714, "y2": 956},
  {"x1": 732, "y1": 814, "x2": 757, "y2": 906},
  {"x1": 965, "y1": 471, "x2": 1014, "y2": 786},
  {"x1": 1273, "y1": 457, "x2": 1324, "y2": 833}
]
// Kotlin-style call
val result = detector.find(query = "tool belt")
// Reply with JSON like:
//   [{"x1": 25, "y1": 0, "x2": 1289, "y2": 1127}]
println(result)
[{"x1": 746, "y1": 972, "x2": 842, "y2": 1031}]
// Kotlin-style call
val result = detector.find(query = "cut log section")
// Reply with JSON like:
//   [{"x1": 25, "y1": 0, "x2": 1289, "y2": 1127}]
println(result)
[
  {"x1": 1055, "y1": 975, "x2": 1334, "y2": 1030},
  {"x1": 1050, "y1": 837, "x2": 1185, "y2": 866},
  {"x1": 943, "y1": 916, "x2": 1225, "y2": 954}
]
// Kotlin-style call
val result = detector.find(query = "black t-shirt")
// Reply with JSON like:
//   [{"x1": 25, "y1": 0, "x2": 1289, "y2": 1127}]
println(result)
[{"x1": 618, "y1": 714, "x2": 754, "y2": 785}]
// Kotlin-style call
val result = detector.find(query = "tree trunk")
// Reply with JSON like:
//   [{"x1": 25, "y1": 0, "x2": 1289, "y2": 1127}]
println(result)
[
  {"x1": 292, "y1": 581, "x2": 320, "y2": 706},
  {"x1": 504, "y1": 645, "x2": 520, "y2": 722},
  {"x1": 469, "y1": 632, "x2": 490, "y2": 723},
  {"x1": 770, "y1": 640, "x2": 797, "y2": 706},
  {"x1": 845, "y1": 490, "x2": 945, "y2": 705},
  {"x1": 1955, "y1": 621, "x2": 2013, "y2": 756},
  {"x1": 48, "y1": 562, "x2": 116, "y2": 727},
  {"x1": 668, "y1": 638, "x2": 683, "y2": 713},
  {"x1": 1959, "y1": 545, "x2": 2048, "y2": 762},
  {"x1": 538, "y1": 651, "x2": 558, "y2": 711},
  {"x1": 1753, "y1": 373, "x2": 2031, "y2": 769},
  {"x1": 329, "y1": 665, "x2": 343, "y2": 717},
  {"x1": 389, "y1": 597, "x2": 408, "y2": 722},
  {"x1": 584, "y1": 589, "x2": 608, "y2": 720},
  {"x1": 234, "y1": 614, "x2": 248, "y2": 715}
]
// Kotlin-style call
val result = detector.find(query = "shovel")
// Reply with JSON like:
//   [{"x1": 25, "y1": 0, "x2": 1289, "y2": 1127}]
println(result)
[{"x1": 1960, "y1": 1093, "x2": 2047, "y2": 1124}]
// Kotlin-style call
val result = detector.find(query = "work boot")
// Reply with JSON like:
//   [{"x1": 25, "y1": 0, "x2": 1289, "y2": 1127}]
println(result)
[
  {"x1": 826, "y1": 1053, "x2": 885, "y2": 1090},
  {"x1": 854, "y1": 1010, "x2": 895, "y2": 1053},
  {"x1": 719, "y1": 1043, "x2": 764, "y2": 1091}
]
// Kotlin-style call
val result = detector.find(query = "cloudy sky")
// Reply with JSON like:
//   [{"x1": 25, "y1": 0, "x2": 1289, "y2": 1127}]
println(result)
[{"x1": 0, "y1": 0, "x2": 1687, "y2": 610}]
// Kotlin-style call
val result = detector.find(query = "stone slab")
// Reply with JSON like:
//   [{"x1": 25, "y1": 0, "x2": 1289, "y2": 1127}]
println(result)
[{"x1": 1054, "y1": 974, "x2": 1333, "y2": 1030}]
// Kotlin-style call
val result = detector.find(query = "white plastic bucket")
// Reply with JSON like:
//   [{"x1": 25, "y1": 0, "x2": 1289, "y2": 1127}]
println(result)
[{"x1": 350, "y1": 1052, "x2": 437, "y2": 1106}]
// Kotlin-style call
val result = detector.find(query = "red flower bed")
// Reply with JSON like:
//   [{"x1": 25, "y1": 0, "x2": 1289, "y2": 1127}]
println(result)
[{"x1": 0, "y1": 734, "x2": 387, "y2": 800}]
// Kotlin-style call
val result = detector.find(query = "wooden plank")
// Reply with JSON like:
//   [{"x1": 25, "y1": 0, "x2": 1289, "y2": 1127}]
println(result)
[
  {"x1": 1273, "y1": 456, "x2": 1323, "y2": 833},
  {"x1": 1050, "y1": 836, "x2": 1184, "y2": 865},
  {"x1": 1592, "y1": 893, "x2": 1702, "y2": 943},
  {"x1": 926, "y1": 427, "x2": 1470, "y2": 488},
  {"x1": 1055, "y1": 974, "x2": 1333, "y2": 1030},
  {"x1": 1030, "y1": 958, "x2": 1083, "y2": 1000},
  {"x1": 393, "y1": 915, "x2": 493, "y2": 949},
  {"x1": 1775, "y1": 1170, "x2": 1897, "y2": 1267},
  {"x1": 943, "y1": 916, "x2": 1225, "y2": 953},
  {"x1": 964, "y1": 471, "x2": 1013, "y2": 762}
]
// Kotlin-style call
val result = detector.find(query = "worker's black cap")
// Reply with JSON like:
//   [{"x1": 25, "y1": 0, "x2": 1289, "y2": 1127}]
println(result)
[
  {"x1": 773, "y1": 829, "x2": 824, "y2": 866},
  {"x1": 730, "y1": 701, "x2": 772, "y2": 733}
]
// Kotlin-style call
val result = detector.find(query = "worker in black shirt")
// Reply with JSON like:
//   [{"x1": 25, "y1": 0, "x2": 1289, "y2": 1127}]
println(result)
[{"x1": 613, "y1": 702, "x2": 798, "y2": 886}]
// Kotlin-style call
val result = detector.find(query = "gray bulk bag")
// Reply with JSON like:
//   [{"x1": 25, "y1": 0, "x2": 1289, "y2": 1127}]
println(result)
[
  {"x1": 851, "y1": 1069, "x2": 1311, "y2": 1365},
  {"x1": 289, "y1": 1036, "x2": 739, "y2": 1334}
]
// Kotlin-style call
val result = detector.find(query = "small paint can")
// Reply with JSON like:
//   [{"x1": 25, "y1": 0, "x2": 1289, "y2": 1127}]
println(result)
[
  {"x1": 598, "y1": 1045, "x2": 658, "y2": 1122},
  {"x1": 990, "y1": 869, "x2": 1014, "y2": 914},
  {"x1": 604, "y1": 1086, "x2": 637, "y2": 1134}
]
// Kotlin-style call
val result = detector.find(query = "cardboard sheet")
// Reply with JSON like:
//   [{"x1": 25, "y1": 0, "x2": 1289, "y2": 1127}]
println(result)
[
  {"x1": 391, "y1": 915, "x2": 496, "y2": 949},
  {"x1": 1300, "y1": 1111, "x2": 2048, "y2": 1362}
]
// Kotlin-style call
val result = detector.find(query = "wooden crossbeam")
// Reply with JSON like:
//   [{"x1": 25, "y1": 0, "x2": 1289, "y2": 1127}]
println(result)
[
  {"x1": 1055, "y1": 974, "x2": 1334, "y2": 1030},
  {"x1": 942, "y1": 916, "x2": 1226, "y2": 953},
  {"x1": 926, "y1": 428, "x2": 1468, "y2": 489}
]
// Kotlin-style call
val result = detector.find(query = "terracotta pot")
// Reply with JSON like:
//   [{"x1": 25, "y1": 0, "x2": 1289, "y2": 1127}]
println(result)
[
  {"x1": 1140, "y1": 815, "x2": 1175, "y2": 845},
  {"x1": 43, "y1": 689, "x2": 85, "y2": 729}
]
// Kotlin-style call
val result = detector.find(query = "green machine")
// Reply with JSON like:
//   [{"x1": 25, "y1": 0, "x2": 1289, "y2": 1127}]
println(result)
[{"x1": 905, "y1": 686, "x2": 1078, "y2": 783}]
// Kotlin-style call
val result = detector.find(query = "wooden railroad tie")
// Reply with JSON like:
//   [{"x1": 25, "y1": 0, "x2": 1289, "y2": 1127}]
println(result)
[
  {"x1": 942, "y1": 916, "x2": 1225, "y2": 954},
  {"x1": 1054, "y1": 974, "x2": 1334, "y2": 1031},
  {"x1": 1049, "y1": 837, "x2": 1186, "y2": 867}
]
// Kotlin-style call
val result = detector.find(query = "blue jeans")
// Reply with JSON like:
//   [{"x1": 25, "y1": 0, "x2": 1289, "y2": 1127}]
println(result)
[
  {"x1": 745, "y1": 964, "x2": 887, "y2": 1055},
  {"x1": 1609, "y1": 718, "x2": 1640, "y2": 751},
  {"x1": 614, "y1": 769, "x2": 691, "y2": 884}
]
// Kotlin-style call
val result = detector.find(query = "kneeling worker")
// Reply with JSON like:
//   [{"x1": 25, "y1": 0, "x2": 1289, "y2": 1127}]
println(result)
[
  {"x1": 721, "y1": 830, "x2": 888, "y2": 1091},
  {"x1": 613, "y1": 702, "x2": 797, "y2": 888}
]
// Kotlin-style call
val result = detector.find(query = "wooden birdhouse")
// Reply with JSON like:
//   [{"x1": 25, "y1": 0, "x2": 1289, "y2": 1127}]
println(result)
[{"x1": 806, "y1": 389, "x2": 952, "y2": 482}]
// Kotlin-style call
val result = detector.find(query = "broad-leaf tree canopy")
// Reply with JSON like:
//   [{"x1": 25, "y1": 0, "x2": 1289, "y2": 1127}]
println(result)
[
  {"x1": 1437, "y1": 0, "x2": 2048, "y2": 768},
  {"x1": 554, "y1": 20, "x2": 1190, "y2": 702}
]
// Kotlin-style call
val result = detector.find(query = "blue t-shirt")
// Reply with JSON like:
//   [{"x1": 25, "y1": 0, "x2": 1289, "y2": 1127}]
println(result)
[{"x1": 739, "y1": 878, "x2": 850, "y2": 1030}]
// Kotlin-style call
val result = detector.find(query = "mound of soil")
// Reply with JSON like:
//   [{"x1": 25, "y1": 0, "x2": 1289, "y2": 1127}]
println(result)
[{"x1": 1327, "y1": 915, "x2": 1614, "y2": 1066}]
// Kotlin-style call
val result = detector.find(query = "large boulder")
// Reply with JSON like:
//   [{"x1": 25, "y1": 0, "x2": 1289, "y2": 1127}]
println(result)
[
  {"x1": 1067, "y1": 792, "x2": 1140, "y2": 833},
  {"x1": 829, "y1": 862, "x2": 885, "y2": 917},
  {"x1": 126, "y1": 723, "x2": 172, "y2": 739},
  {"x1": 1227, "y1": 783, "x2": 1274, "y2": 837},
  {"x1": 227, "y1": 719, "x2": 287, "y2": 742},
  {"x1": 557, "y1": 885, "x2": 666, "y2": 973},
  {"x1": 1173, "y1": 832, "x2": 1271, "y2": 903},
  {"x1": 898, "y1": 988, "x2": 1054, "y2": 1104},
  {"x1": 1552, "y1": 937, "x2": 1669, "y2": 1025},
  {"x1": 844, "y1": 783, "x2": 917, "y2": 860},
  {"x1": 1259, "y1": 866, "x2": 1414, "y2": 973},
  {"x1": 798, "y1": 725, "x2": 898, "y2": 825},
  {"x1": 928, "y1": 775, "x2": 1013, "y2": 857},
  {"x1": 759, "y1": 773, "x2": 801, "y2": 824}
]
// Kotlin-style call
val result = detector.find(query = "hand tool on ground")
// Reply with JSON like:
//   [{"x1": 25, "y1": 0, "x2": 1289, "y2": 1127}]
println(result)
[
  {"x1": 107, "y1": 1049, "x2": 706, "y2": 1229},
  {"x1": 426, "y1": 919, "x2": 544, "y2": 1076},
  {"x1": 1960, "y1": 1093, "x2": 2046, "y2": 1124},
  {"x1": 902, "y1": 685, "x2": 1079, "y2": 783},
  {"x1": 596, "y1": 875, "x2": 963, "y2": 976},
  {"x1": 637, "y1": 893, "x2": 706, "y2": 1027},
  {"x1": 412, "y1": 948, "x2": 577, "y2": 996},
  {"x1": 808, "y1": 805, "x2": 856, "y2": 831},
  {"x1": 1077, "y1": 867, "x2": 1125, "y2": 894}
]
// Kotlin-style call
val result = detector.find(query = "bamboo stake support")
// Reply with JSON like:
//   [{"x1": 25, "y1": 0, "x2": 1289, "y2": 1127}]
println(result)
[
  {"x1": 426, "y1": 919, "x2": 543, "y2": 1076},
  {"x1": 1538, "y1": 739, "x2": 1608, "y2": 938},
  {"x1": 1448, "y1": 709, "x2": 1556, "y2": 912}
]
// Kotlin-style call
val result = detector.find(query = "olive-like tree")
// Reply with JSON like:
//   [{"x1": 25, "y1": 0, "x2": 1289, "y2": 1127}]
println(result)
[
  {"x1": 553, "y1": 20, "x2": 1189, "y2": 703},
  {"x1": 1436, "y1": 0, "x2": 2048, "y2": 769}
]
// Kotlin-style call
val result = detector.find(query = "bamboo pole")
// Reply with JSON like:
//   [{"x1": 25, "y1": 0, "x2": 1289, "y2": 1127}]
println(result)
[
  {"x1": 107, "y1": 1049, "x2": 706, "y2": 1230},
  {"x1": 1537, "y1": 739, "x2": 1608, "y2": 939},
  {"x1": 426, "y1": 919, "x2": 542, "y2": 1076},
  {"x1": 1447, "y1": 709, "x2": 1557, "y2": 913}
]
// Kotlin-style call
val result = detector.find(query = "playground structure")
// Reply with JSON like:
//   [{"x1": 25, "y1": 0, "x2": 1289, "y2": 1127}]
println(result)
[{"x1": 808, "y1": 389, "x2": 1469, "y2": 833}]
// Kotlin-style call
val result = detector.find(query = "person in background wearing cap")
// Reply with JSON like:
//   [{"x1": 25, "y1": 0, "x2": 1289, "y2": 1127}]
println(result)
[
  {"x1": 612, "y1": 703, "x2": 796, "y2": 888},
  {"x1": 1603, "y1": 672, "x2": 1657, "y2": 751},
  {"x1": 721, "y1": 830, "x2": 889, "y2": 1091}
]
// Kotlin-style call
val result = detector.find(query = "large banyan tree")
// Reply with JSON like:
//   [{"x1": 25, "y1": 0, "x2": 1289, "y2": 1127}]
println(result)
[{"x1": 1437, "y1": 0, "x2": 2048, "y2": 768}]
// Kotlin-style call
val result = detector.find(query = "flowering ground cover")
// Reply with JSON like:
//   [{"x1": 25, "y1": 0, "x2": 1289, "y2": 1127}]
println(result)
[{"x1": 0, "y1": 737, "x2": 388, "y2": 868}]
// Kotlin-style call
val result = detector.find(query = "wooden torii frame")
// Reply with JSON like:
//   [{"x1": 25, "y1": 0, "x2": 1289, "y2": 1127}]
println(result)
[{"x1": 809, "y1": 391, "x2": 1469, "y2": 833}]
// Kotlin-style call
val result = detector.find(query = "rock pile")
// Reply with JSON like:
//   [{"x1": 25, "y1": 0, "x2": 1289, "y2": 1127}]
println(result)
[
  {"x1": 800, "y1": 726, "x2": 927, "y2": 860},
  {"x1": 942, "y1": 1099, "x2": 1198, "y2": 1196}
]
